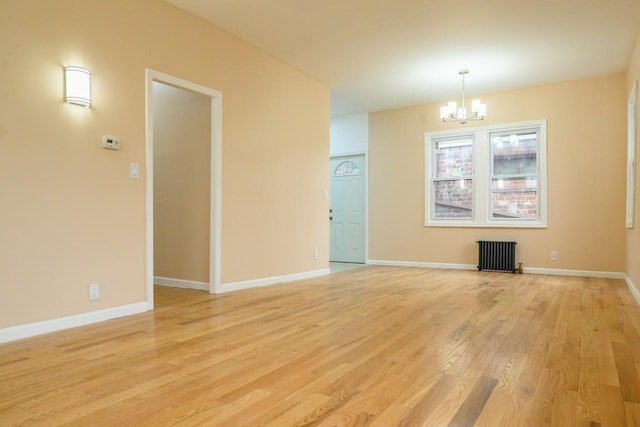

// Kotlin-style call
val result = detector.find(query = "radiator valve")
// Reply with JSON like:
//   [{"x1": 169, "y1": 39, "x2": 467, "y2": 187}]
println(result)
[{"x1": 516, "y1": 262, "x2": 523, "y2": 274}]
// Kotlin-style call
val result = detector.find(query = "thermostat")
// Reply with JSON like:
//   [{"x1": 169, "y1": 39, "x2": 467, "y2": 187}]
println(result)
[{"x1": 102, "y1": 136, "x2": 120, "y2": 150}]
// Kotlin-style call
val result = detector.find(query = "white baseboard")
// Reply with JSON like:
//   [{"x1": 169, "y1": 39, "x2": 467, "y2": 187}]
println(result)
[
  {"x1": 0, "y1": 301, "x2": 149, "y2": 344},
  {"x1": 4, "y1": 266, "x2": 628, "y2": 344},
  {"x1": 154, "y1": 276, "x2": 209, "y2": 291},
  {"x1": 625, "y1": 274, "x2": 640, "y2": 307},
  {"x1": 219, "y1": 268, "x2": 330, "y2": 293},
  {"x1": 367, "y1": 259, "x2": 624, "y2": 279},
  {"x1": 523, "y1": 267, "x2": 624, "y2": 279},
  {"x1": 367, "y1": 259, "x2": 477, "y2": 271}
]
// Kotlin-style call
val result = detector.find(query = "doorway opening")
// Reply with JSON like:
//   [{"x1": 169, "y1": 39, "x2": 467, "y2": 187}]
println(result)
[
  {"x1": 145, "y1": 69, "x2": 222, "y2": 309},
  {"x1": 329, "y1": 154, "x2": 367, "y2": 273}
]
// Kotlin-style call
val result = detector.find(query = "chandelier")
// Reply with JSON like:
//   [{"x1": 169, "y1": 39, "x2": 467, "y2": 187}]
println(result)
[{"x1": 439, "y1": 69, "x2": 487, "y2": 124}]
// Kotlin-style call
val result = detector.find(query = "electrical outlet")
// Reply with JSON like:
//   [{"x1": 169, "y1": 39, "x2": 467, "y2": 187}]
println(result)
[
  {"x1": 88, "y1": 283, "x2": 100, "y2": 301},
  {"x1": 314, "y1": 249, "x2": 319, "y2": 260},
  {"x1": 550, "y1": 251, "x2": 558, "y2": 261}
]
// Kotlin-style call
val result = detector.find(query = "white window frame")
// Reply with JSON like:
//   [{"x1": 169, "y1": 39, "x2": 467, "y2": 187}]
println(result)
[{"x1": 425, "y1": 119, "x2": 547, "y2": 228}]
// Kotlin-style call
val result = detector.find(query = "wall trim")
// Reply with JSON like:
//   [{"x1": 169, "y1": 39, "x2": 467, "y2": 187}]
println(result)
[
  {"x1": 154, "y1": 276, "x2": 209, "y2": 291},
  {"x1": 625, "y1": 274, "x2": 640, "y2": 307},
  {"x1": 367, "y1": 259, "x2": 624, "y2": 279},
  {"x1": 330, "y1": 149, "x2": 369, "y2": 157},
  {"x1": 0, "y1": 302, "x2": 149, "y2": 344},
  {"x1": 522, "y1": 267, "x2": 624, "y2": 279},
  {"x1": 368, "y1": 259, "x2": 477, "y2": 271},
  {"x1": 219, "y1": 268, "x2": 330, "y2": 293}
]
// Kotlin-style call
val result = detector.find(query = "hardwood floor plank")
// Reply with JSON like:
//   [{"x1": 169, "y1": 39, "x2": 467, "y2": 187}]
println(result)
[
  {"x1": 558, "y1": 289, "x2": 582, "y2": 392},
  {"x1": 613, "y1": 341, "x2": 640, "y2": 403},
  {"x1": 622, "y1": 311, "x2": 640, "y2": 364},
  {"x1": 593, "y1": 288, "x2": 622, "y2": 388},
  {"x1": 1, "y1": 268, "x2": 640, "y2": 425},
  {"x1": 474, "y1": 352, "x2": 527, "y2": 426},
  {"x1": 577, "y1": 289, "x2": 602, "y2": 425},
  {"x1": 235, "y1": 363, "x2": 355, "y2": 426},
  {"x1": 398, "y1": 373, "x2": 459, "y2": 426},
  {"x1": 599, "y1": 385, "x2": 626, "y2": 427},
  {"x1": 624, "y1": 401, "x2": 640, "y2": 425},
  {"x1": 263, "y1": 393, "x2": 331, "y2": 427},
  {"x1": 447, "y1": 376, "x2": 497, "y2": 426},
  {"x1": 368, "y1": 403, "x2": 410, "y2": 426},
  {"x1": 330, "y1": 372, "x2": 409, "y2": 418},
  {"x1": 528, "y1": 367, "x2": 560, "y2": 425},
  {"x1": 301, "y1": 387, "x2": 362, "y2": 426},
  {"x1": 551, "y1": 389, "x2": 578, "y2": 426},
  {"x1": 420, "y1": 368, "x2": 483, "y2": 426}
]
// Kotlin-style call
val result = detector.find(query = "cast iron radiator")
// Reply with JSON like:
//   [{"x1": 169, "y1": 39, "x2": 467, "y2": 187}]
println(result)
[{"x1": 477, "y1": 240, "x2": 517, "y2": 273}]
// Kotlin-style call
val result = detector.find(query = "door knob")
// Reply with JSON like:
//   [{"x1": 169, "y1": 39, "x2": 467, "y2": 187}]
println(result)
[
  {"x1": 329, "y1": 216, "x2": 333, "y2": 220},
  {"x1": 329, "y1": 209, "x2": 333, "y2": 213}
]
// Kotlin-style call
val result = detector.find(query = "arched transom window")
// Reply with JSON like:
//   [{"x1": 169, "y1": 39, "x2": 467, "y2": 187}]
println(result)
[{"x1": 334, "y1": 160, "x2": 360, "y2": 176}]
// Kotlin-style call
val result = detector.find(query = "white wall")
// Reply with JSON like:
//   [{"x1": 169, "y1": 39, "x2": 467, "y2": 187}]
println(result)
[{"x1": 330, "y1": 113, "x2": 369, "y2": 155}]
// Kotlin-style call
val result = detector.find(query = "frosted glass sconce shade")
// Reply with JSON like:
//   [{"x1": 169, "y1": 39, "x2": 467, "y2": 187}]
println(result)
[{"x1": 64, "y1": 66, "x2": 91, "y2": 107}]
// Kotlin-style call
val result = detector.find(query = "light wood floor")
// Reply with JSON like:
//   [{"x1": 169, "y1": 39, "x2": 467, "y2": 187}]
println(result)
[{"x1": 2, "y1": 267, "x2": 640, "y2": 426}]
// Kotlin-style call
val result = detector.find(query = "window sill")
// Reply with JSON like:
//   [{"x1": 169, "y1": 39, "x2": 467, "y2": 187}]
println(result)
[{"x1": 425, "y1": 221, "x2": 547, "y2": 229}]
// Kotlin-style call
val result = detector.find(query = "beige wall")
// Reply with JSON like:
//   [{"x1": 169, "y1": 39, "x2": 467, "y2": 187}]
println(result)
[
  {"x1": 0, "y1": 0, "x2": 329, "y2": 329},
  {"x1": 627, "y1": 34, "x2": 640, "y2": 290},
  {"x1": 153, "y1": 83, "x2": 211, "y2": 283},
  {"x1": 369, "y1": 73, "x2": 627, "y2": 272}
]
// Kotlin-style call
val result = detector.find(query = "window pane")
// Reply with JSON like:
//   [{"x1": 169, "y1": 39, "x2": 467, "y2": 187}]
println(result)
[
  {"x1": 334, "y1": 160, "x2": 360, "y2": 176},
  {"x1": 492, "y1": 177, "x2": 537, "y2": 219},
  {"x1": 435, "y1": 139, "x2": 473, "y2": 179},
  {"x1": 426, "y1": 121, "x2": 545, "y2": 227},
  {"x1": 492, "y1": 133, "x2": 537, "y2": 175},
  {"x1": 434, "y1": 179, "x2": 472, "y2": 219}
]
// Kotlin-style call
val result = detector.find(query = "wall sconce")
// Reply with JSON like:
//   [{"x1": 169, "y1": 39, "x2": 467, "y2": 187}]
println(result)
[{"x1": 64, "y1": 66, "x2": 91, "y2": 107}]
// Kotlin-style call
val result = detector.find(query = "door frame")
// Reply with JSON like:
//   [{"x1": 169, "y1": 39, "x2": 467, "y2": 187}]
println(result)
[
  {"x1": 329, "y1": 150, "x2": 368, "y2": 264},
  {"x1": 145, "y1": 69, "x2": 223, "y2": 308}
]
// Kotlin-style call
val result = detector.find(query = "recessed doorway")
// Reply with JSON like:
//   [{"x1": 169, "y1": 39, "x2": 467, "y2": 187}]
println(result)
[
  {"x1": 329, "y1": 154, "x2": 366, "y2": 265},
  {"x1": 145, "y1": 69, "x2": 222, "y2": 308}
]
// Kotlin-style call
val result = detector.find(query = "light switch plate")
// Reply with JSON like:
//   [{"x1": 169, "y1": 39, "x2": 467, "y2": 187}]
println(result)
[{"x1": 130, "y1": 163, "x2": 140, "y2": 179}]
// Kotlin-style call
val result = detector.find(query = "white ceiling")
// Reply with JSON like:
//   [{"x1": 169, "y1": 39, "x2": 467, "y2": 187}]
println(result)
[{"x1": 167, "y1": 0, "x2": 640, "y2": 117}]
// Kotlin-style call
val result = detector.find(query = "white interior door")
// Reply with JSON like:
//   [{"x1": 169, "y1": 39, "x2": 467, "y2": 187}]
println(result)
[{"x1": 329, "y1": 155, "x2": 365, "y2": 263}]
